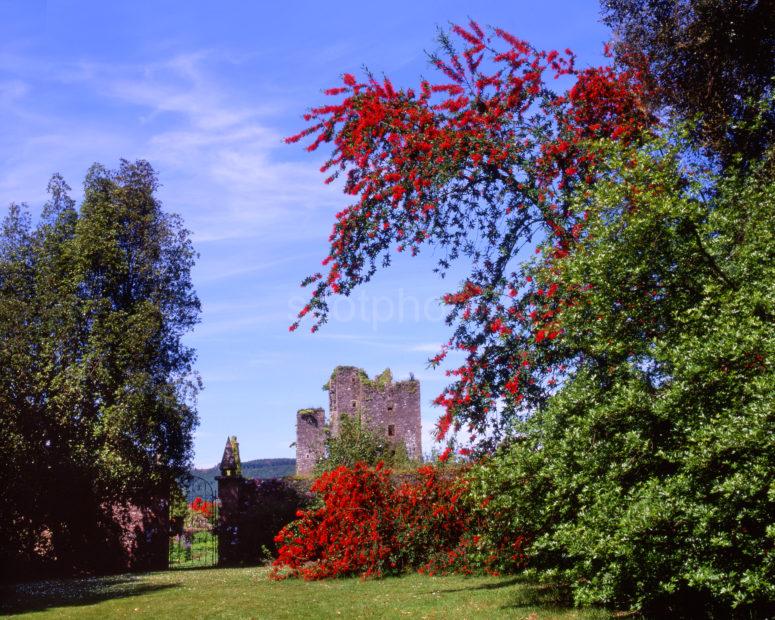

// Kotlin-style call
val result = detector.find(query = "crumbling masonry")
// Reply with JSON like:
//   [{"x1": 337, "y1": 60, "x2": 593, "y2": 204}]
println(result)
[{"x1": 295, "y1": 366, "x2": 421, "y2": 475}]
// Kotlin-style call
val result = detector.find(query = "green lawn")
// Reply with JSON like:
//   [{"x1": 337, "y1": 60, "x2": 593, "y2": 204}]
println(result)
[{"x1": 1, "y1": 567, "x2": 612, "y2": 619}]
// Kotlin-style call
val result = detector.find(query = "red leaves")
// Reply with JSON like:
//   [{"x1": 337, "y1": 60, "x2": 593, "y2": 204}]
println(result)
[
  {"x1": 435, "y1": 410, "x2": 453, "y2": 441},
  {"x1": 443, "y1": 281, "x2": 484, "y2": 306},
  {"x1": 504, "y1": 375, "x2": 520, "y2": 395},
  {"x1": 493, "y1": 28, "x2": 530, "y2": 55},
  {"x1": 452, "y1": 23, "x2": 484, "y2": 48},
  {"x1": 431, "y1": 83, "x2": 465, "y2": 95},
  {"x1": 323, "y1": 87, "x2": 349, "y2": 96},
  {"x1": 271, "y1": 463, "x2": 395, "y2": 580},
  {"x1": 286, "y1": 22, "x2": 657, "y2": 446},
  {"x1": 565, "y1": 65, "x2": 653, "y2": 144},
  {"x1": 489, "y1": 317, "x2": 511, "y2": 336}
]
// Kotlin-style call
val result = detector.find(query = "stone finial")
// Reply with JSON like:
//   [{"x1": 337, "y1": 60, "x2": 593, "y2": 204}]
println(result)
[{"x1": 220, "y1": 436, "x2": 238, "y2": 477}]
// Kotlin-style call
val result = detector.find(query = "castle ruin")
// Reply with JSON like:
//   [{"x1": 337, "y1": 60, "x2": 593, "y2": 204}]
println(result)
[{"x1": 295, "y1": 366, "x2": 421, "y2": 476}]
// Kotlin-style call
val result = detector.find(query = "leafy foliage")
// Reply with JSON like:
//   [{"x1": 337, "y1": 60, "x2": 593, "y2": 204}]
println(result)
[
  {"x1": 288, "y1": 22, "x2": 654, "y2": 447},
  {"x1": 0, "y1": 161, "x2": 200, "y2": 579},
  {"x1": 468, "y1": 129, "x2": 774, "y2": 614},
  {"x1": 602, "y1": 0, "x2": 775, "y2": 161},
  {"x1": 285, "y1": 18, "x2": 774, "y2": 615},
  {"x1": 316, "y1": 414, "x2": 411, "y2": 473}
]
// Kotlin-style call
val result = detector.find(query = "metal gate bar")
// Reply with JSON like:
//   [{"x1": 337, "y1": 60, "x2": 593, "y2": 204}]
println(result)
[{"x1": 168, "y1": 475, "x2": 218, "y2": 568}]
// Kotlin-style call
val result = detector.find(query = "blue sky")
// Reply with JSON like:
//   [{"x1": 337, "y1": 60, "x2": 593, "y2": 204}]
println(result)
[{"x1": 1, "y1": 0, "x2": 610, "y2": 467}]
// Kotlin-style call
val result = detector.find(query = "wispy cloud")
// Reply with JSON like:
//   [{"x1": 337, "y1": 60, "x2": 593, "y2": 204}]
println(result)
[
  {"x1": 100, "y1": 53, "x2": 344, "y2": 242},
  {"x1": 195, "y1": 251, "x2": 318, "y2": 283},
  {"x1": 409, "y1": 342, "x2": 443, "y2": 353},
  {"x1": 0, "y1": 49, "x2": 344, "y2": 244}
]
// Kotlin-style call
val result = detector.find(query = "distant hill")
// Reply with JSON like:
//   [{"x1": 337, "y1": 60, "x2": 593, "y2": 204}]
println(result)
[{"x1": 191, "y1": 458, "x2": 296, "y2": 490}]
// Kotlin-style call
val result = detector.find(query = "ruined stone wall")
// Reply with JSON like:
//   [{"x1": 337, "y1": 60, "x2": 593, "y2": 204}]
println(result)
[
  {"x1": 217, "y1": 475, "x2": 313, "y2": 566},
  {"x1": 328, "y1": 366, "x2": 365, "y2": 435},
  {"x1": 329, "y1": 366, "x2": 422, "y2": 460},
  {"x1": 295, "y1": 407, "x2": 325, "y2": 476},
  {"x1": 4, "y1": 497, "x2": 169, "y2": 581}
]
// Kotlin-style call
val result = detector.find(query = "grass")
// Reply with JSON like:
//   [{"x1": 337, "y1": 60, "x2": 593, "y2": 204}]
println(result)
[{"x1": 0, "y1": 567, "x2": 612, "y2": 619}]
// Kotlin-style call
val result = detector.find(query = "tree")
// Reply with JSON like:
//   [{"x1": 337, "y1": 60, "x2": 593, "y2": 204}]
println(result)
[
  {"x1": 287, "y1": 22, "x2": 654, "y2": 446},
  {"x1": 285, "y1": 21, "x2": 774, "y2": 612},
  {"x1": 468, "y1": 128, "x2": 774, "y2": 614},
  {"x1": 316, "y1": 414, "x2": 411, "y2": 473},
  {"x1": 0, "y1": 161, "x2": 200, "y2": 578},
  {"x1": 0, "y1": 201, "x2": 41, "y2": 576},
  {"x1": 601, "y1": 0, "x2": 775, "y2": 162}
]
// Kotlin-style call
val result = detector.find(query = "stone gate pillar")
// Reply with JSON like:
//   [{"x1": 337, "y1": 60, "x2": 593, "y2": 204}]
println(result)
[{"x1": 216, "y1": 436, "x2": 243, "y2": 566}]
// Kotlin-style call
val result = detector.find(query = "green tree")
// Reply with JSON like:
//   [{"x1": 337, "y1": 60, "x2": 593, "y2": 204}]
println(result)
[
  {"x1": 0, "y1": 201, "x2": 41, "y2": 575},
  {"x1": 317, "y1": 414, "x2": 411, "y2": 473},
  {"x1": 0, "y1": 161, "x2": 200, "y2": 578},
  {"x1": 602, "y1": 0, "x2": 775, "y2": 161},
  {"x1": 468, "y1": 127, "x2": 774, "y2": 614}
]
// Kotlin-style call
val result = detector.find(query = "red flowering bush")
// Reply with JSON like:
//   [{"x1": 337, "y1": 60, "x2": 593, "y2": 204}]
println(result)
[
  {"x1": 189, "y1": 496, "x2": 215, "y2": 520},
  {"x1": 391, "y1": 464, "x2": 469, "y2": 573},
  {"x1": 271, "y1": 462, "x2": 526, "y2": 580},
  {"x1": 272, "y1": 462, "x2": 396, "y2": 579}
]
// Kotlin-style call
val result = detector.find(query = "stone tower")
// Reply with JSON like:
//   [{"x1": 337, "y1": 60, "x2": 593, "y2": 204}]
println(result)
[
  {"x1": 328, "y1": 366, "x2": 422, "y2": 460},
  {"x1": 295, "y1": 407, "x2": 325, "y2": 476},
  {"x1": 295, "y1": 366, "x2": 422, "y2": 476}
]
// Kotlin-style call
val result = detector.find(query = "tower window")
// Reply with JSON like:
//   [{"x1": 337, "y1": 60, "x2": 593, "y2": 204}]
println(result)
[{"x1": 388, "y1": 424, "x2": 395, "y2": 437}]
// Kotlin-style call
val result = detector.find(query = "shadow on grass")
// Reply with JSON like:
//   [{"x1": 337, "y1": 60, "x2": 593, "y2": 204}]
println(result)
[
  {"x1": 430, "y1": 576, "x2": 525, "y2": 593},
  {"x1": 167, "y1": 563, "x2": 223, "y2": 572},
  {"x1": 499, "y1": 581, "x2": 612, "y2": 617},
  {"x1": 431, "y1": 576, "x2": 602, "y2": 616},
  {"x1": 500, "y1": 581, "x2": 574, "y2": 609},
  {"x1": 0, "y1": 574, "x2": 181, "y2": 616}
]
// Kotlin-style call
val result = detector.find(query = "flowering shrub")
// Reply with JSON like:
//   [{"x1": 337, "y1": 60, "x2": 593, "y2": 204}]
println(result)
[
  {"x1": 391, "y1": 464, "x2": 469, "y2": 573},
  {"x1": 272, "y1": 463, "x2": 396, "y2": 579},
  {"x1": 189, "y1": 496, "x2": 215, "y2": 520},
  {"x1": 271, "y1": 462, "x2": 526, "y2": 580}
]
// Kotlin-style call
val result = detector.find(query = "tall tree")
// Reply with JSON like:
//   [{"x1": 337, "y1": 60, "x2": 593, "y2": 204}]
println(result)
[
  {"x1": 0, "y1": 202, "x2": 41, "y2": 576},
  {"x1": 601, "y1": 0, "x2": 775, "y2": 161},
  {"x1": 468, "y1": 126, "x2": 774, "y2": 614},
  {"x1": 285, "y1": 22, "x2": 773, "y2": 611},
  {"x1": 74, "y1": 161, "x2": 200, "y2": 500},
  {"x1": 0, "y1": 161, "x2": 200, "y2": 578},
  {"x1": 287, "y1": 22, "x2": 654, "y2": 445}
]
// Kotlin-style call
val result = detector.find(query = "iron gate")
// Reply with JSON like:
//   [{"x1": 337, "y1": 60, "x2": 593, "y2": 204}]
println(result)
[{"x1": 169, "y1": 475, "x2": 218, "y2": 568}]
